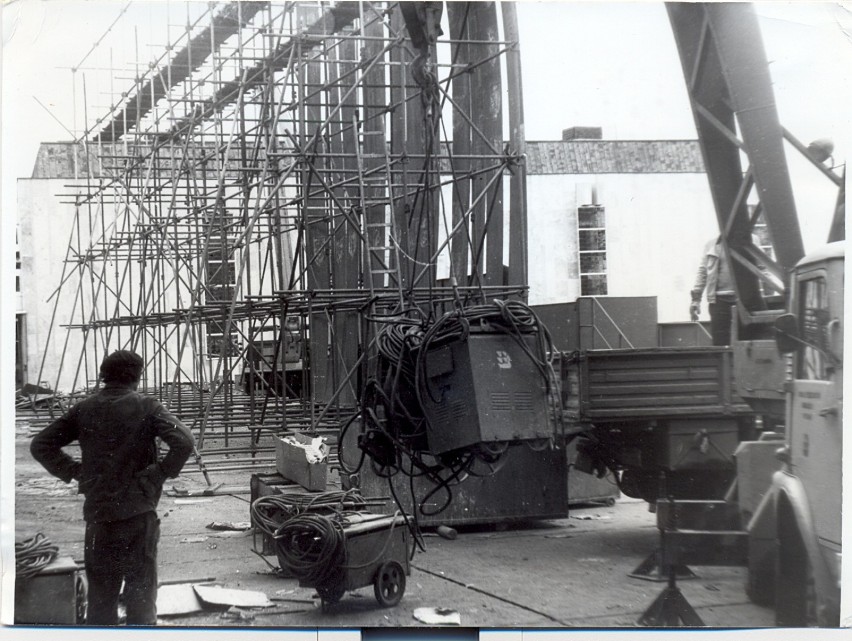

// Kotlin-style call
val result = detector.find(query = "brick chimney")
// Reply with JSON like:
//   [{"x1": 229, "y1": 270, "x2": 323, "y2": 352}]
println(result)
[{"x1": 562, "y1": 126, "x2": 603, "y2": 141}]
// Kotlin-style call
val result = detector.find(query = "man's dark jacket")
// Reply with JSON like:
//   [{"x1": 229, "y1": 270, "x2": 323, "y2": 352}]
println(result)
[{"x1": 31, "y1": 384, "x2": 195, "y2": 523}]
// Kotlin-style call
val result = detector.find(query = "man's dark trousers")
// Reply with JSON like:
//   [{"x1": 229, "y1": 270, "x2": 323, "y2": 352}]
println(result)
[
  {"x1": 84, "y1": 511, "x2": 160, "y2": 625},
  {"x1": 709, "y1": 301, "x2": 735, "y2": 346}
]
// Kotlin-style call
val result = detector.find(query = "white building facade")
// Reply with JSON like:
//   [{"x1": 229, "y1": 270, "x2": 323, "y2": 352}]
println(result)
[{"x1": 18, "y1": 137, "x2": 716, "y2": 392}]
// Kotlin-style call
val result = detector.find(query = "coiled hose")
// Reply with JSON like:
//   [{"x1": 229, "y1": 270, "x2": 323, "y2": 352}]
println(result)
[
  {"x1": 274, "y1": 513, "x2": 347, "y2": 586},
  {"x1": 251, "y1": 489, "x2": 368, "y2": 539},
  {"x1": 16, "y1": 533, "x2": 59, "y2": 580}
]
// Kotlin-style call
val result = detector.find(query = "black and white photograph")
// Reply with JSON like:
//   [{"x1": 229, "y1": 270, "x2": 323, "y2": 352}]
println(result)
[{"x1": 2, "y1": 0, "x2": 848, "y2": 632}]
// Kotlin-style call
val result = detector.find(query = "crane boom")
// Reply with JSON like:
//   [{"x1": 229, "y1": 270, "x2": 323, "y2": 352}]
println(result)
[{"x1": 666, "y1": 3, "x2": 805, "y2": 330}]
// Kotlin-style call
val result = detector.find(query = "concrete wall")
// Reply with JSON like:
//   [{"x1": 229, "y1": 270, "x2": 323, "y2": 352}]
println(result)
[
  {"x1": 18, "y1": 177, "x2": 219, "y2": 394},
  {"x1": 18, "y1": 153, "x2": 720, "y2": 392},
  {"x1": 526, "y1": 172, "x2": 720, "y2": 323},
  {"x1": 17, "y1": 178, "x2": 88, "y2": 393}
]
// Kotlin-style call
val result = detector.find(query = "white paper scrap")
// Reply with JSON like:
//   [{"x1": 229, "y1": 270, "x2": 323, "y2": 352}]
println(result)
[
  {"x1": 413, "y1": 607, "x2": 461, "y2": 626},
  {"x1": 194, "y1": 584, "x2": 273, "y2": 608},
  {"x1": 156, "y1": 584, "x2": 205, "y2": 616}
]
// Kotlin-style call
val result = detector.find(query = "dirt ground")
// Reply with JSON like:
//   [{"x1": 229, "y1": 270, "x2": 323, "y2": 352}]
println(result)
[{"x1": 12, "y1": 415, "x2": 776, "y2": 629}]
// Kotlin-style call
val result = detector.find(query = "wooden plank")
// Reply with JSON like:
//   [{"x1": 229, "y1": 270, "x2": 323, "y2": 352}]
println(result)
[
  {"x1": 584, "y1": 405, "x2": 749, "y2": 418},
  {"x1": 502, "y1": 2, "x2": 528, "y2": 289},
  {"x1": 448, "y1": 2, "x2": 472, "y2": 284},
  {"x1": 389, "y1": 8, "x2": 412, "y2": 289},
  {"x1": 587, "y1": 397, "x2": 723, "y2": 410},
  {"x1": 588, "y1": 379, "x2": 722, "y2": 392},
  {"x1": 470, "y1": 2, "x2": 504, "y2": 286},
  {"x1": 588, "y1": 368, "x2": 720, "y2": 383}
]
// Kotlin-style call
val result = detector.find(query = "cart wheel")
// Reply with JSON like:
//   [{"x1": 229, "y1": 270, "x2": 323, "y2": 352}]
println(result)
[
  {"x1": 374, "y1": 561, "x2": 406, "y2": 607},
  {"x1": 604, "y1": 497, "x2": 617, "y2": 507},
  {"x1": 75, "y1": 572, "x2": 88, "y2": 624},
  {"x1": 317, "y1": 580, "x2": 346, "y2": 606}
]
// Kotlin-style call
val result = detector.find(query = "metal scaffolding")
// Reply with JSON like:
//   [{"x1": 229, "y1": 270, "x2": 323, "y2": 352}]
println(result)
[{"x1": 37, "y1": 1, "x2": 528, "y2": 476}]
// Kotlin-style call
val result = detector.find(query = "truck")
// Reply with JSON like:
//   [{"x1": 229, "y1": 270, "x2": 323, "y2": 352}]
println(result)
[
  {"x1": 555, "y1": 3, "x2": 844, "y2": 626},
  {"x1": 749, "y1": 241, "x2": 844, "y2": 626},
  {"x1": 666, "y1": 4, "x2": 844, "y2": 626}
]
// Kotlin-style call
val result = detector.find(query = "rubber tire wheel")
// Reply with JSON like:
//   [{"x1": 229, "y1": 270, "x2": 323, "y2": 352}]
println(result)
[
  {"x1": 374, "y1": 561, "x2": 406, "y2": 607},
  {"x1": 745, "y1": 545, "x2": 776, "y2": 608},
  {"x1": 317, "y1": 580, "x2": 346, "y2": 606},
  {"x1": 775, "y1": 528, "x2": 818, "y2": 626},
  {"x1": 75, "y1": 573, "x2": 88, "y2": 624}
]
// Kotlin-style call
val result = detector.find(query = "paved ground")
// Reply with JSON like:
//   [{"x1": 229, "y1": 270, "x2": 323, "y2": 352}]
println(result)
[{"x1": 12, "y1": 418, "x2": 776, "y2": 629}]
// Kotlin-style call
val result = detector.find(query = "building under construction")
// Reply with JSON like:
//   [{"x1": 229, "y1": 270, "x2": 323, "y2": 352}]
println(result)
[{"x1": 26, "y1": 1, "x2": 529, "y2": 469}]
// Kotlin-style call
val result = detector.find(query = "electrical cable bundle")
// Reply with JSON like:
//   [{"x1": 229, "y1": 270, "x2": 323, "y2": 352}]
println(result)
[
  {"x1": 275, "y1": 513, "x2": 346, "y2": 586},
  {"x1": 352, "y1": 298, "x2": 566, "y2": 518},
  {"x1": 251, "y1": 489, "x2": 368, "y2": 539},
  {"x1": 16, "y1": 533, "x2": 59, "y2": 580}
]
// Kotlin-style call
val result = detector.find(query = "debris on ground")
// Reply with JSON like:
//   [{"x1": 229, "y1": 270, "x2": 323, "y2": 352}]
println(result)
[
  {"x1": 207, "y1": 521, "x2": 252, "y2": 531},
  {"x1": 570, "y1": 514, "x2": 612, "y2": 521},
  {"x1": 179, "y1": 536, "x2": 209, "y2": 544},
  {"x1": 194, "y1": 584, "x2": 273, "y2": 608},
  {"x1": 220, "y1": 606, "x2": 256, "y2": 621},
  {"x1": 209, "y1": 530, "x2": 252, "y2": 539},
  {"x1": 16, "y1": 478, "x2": 77, "y2": 497},
  {"x1": 173, "y1": 498, "x2": 214, "y2": 505},
  {"x1": 436, "y1": 525, "x2": 457, "y2": 540},
  {"x1": 156, "y1": 584, "x2": 205, "y2": 616},
  {"x1": 413, "y1": 607, "x2": 461, "y2": 625}
]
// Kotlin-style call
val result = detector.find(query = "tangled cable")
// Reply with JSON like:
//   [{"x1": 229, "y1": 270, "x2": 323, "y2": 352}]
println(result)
[
  {"x1": 275, "y1": 513, "x2": 347, "y2": 586},
  {"x1": 16, "y1": 533, "x2": 59, "y2": 580},
  {"x1": 251, "y1": 489, "x2": 368, "y2": 539}
]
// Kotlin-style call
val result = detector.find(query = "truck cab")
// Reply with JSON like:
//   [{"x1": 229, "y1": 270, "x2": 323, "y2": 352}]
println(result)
[{"x1": 752, "y1": 240, "x2": 844, "y2": 626}]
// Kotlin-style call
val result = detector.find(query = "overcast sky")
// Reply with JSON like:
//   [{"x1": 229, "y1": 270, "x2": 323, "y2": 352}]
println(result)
[{"x1": 2, "y1": 1, "x2": 850, "y2": 248}]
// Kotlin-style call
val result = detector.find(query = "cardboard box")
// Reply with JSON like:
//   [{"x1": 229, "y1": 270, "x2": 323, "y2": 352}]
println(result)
[
  {"x1": 15, "y1": 556, "x2": 80, "y2": 624},
  {"x1": 275, "y1": 433, "x2": 328, "y2": 491}
]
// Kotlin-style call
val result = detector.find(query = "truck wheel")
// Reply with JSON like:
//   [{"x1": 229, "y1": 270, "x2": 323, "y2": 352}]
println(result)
[
  {"x1": 374, "y1": 561, "x2": 406, "y2": 607},
  {"x1": 745, "y1": 545, "x2": 775, "y2": 607},
  {"x1": 775, "y1": 522, "x2": 817, "y2": 626}
]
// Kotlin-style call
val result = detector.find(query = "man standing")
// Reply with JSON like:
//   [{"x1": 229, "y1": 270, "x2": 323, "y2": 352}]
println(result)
[
  {"x1": 690, "y1": 236, "x2": 737, "y2": 346},
  {"x1": 30, "y1": 350, "x2": 194, "y2": 626}
]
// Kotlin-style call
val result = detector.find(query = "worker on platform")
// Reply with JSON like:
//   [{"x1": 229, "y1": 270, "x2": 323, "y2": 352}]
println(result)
[
  {"x1": 30, "y1": 350, "x2": 194, "y2": 626},
  {"x1": 690, "y1": 236, "x2": 737, "y2": 346}
]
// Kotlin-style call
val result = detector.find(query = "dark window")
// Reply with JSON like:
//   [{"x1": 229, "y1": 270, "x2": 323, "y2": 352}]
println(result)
[
  {"x1": 16, "y1": 314, "x2": 26, "y2": 388},
  {"x1": 578, "y1": 204, "x2": 607, "y2": 296},
  {"x1": 579, "y1": 206, "x2": 606, "y2": 229},
  {"x1": 578, "y1": 229, "x2": 606, "y2": 251},
  {"x1": 580, "y1": 252, "x2": 607, "y2": 274},
  {"x1": 581, "y1": 275, "x2": 608, "y2": 296},
  {"x1": 207, "y1": 333, "x2": 240, "y2": 357},
  {"x1": 799, "y1": 277, "x2": 830, "y2": 381},
  {"x1": 207, "y1": 260, "x2": 236, "y2": 286}
]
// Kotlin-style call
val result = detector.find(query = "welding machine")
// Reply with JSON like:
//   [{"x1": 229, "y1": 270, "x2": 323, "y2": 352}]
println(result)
[{"x1": 419, "y1": 328, "x2": 553, "y2": 454}]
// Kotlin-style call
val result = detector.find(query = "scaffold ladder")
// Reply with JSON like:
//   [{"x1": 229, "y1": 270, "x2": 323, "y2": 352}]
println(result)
[{"x1": 354, "y1": 117, "x2": 403, "y2": 304}]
